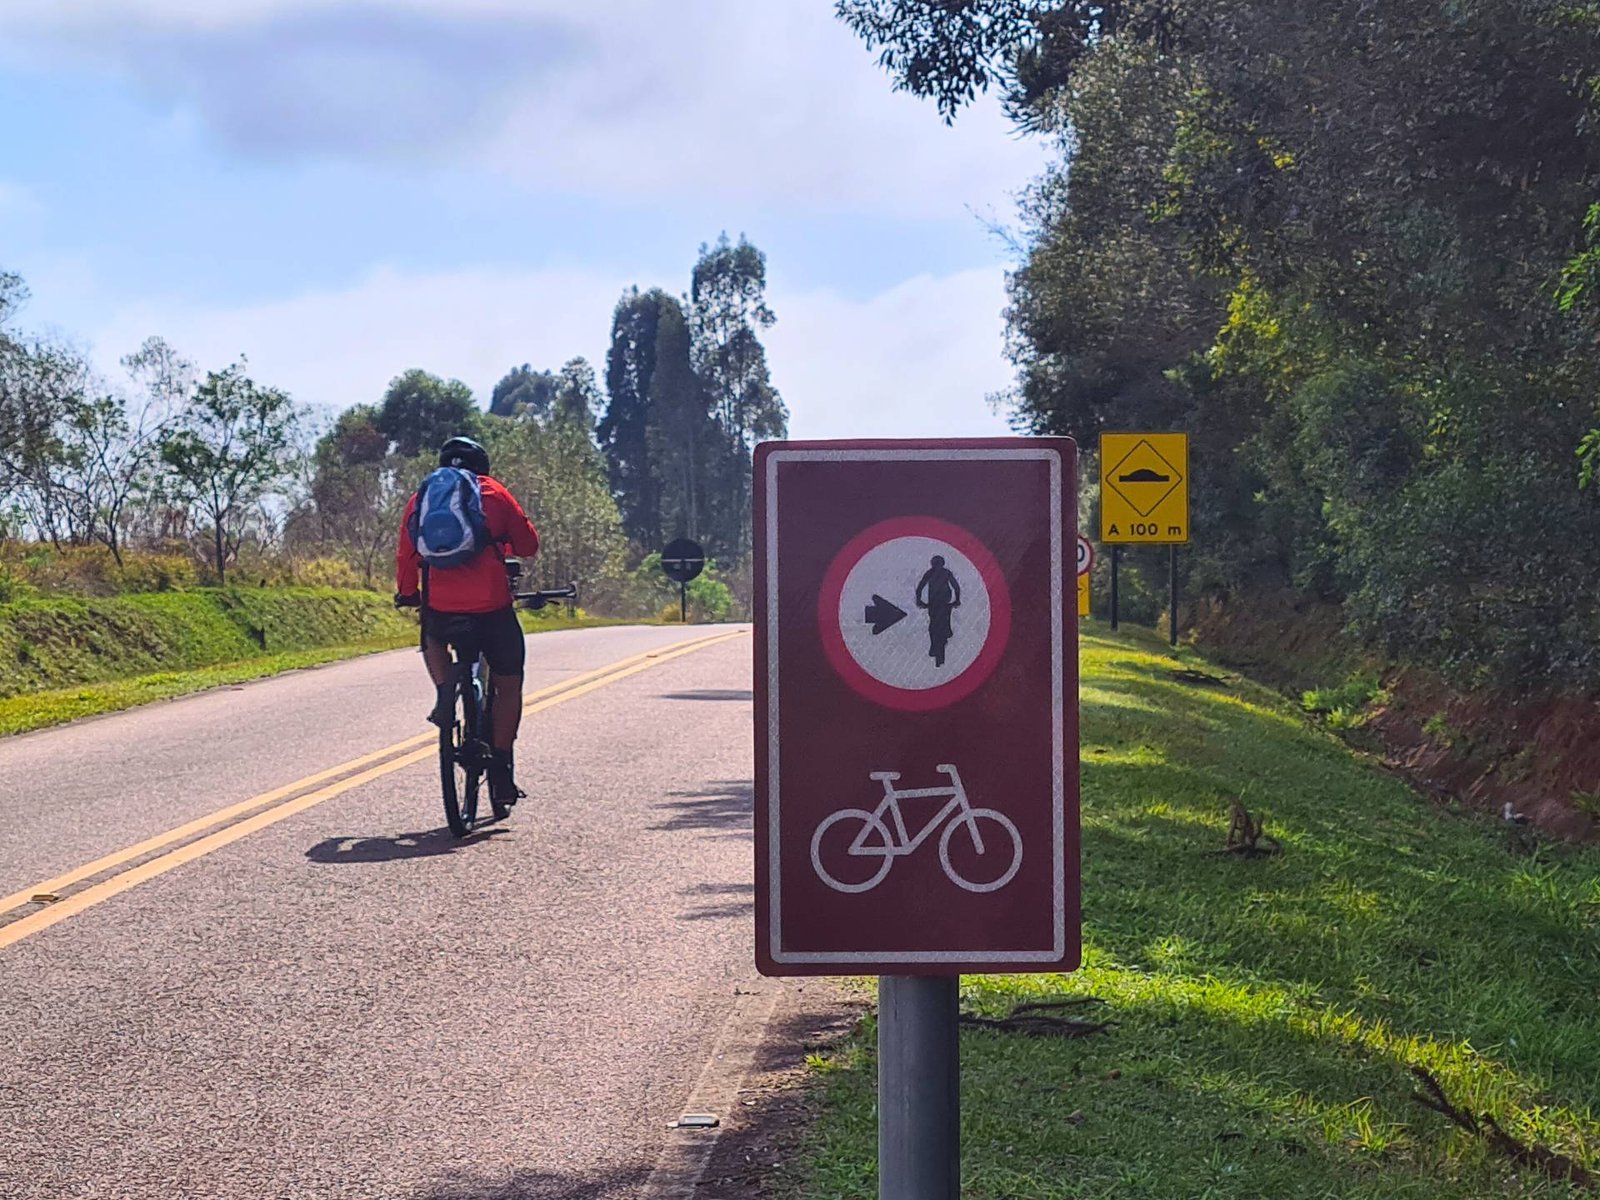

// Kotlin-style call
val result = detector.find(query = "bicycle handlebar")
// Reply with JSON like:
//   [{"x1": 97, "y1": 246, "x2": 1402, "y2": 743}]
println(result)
[
  {"x1": 394, "y1": 562, "x2": 577, "y2": 610},
  {"x1": 515, "y1": 581, "x2": 580, "y2": 611}
]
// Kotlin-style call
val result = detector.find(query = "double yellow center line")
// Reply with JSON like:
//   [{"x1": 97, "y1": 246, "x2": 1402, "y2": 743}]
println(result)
[{"x1": 0, "y1": 629, "x2": 746, "y2": 952}]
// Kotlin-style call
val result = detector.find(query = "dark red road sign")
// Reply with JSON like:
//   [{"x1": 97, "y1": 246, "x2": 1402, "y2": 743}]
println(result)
[{"x1": 754, "y1": 439, "x2": 1080, "y2": 976}]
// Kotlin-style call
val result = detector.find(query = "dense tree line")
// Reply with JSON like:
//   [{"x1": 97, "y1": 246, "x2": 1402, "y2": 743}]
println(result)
[
  {"x1": 0, "y1": 233, "x2": 783, "y2": 610},
  {"x1": 596, "y1": 233, "x2": 786, "y2": 561},
  {"x1": 841, "y1": 0, "x2": 1600, "y2": 685}
]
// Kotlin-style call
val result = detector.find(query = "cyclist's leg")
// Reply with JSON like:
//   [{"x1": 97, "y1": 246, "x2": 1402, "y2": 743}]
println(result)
[
  {"x1": 422, "y1": 639, "x2": 452, "y2": 688},
  {"x1": 419, "y1": 610, "x2": 456, "y2": 726},
  {"x1": 479, "y1": 606, "x2": 527, "y2": 800}
]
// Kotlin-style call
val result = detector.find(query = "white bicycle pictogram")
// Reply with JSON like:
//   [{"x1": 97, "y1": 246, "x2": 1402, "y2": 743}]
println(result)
[{"x1": 809, "y1": 764, "x2": 1023, "y2": 895}]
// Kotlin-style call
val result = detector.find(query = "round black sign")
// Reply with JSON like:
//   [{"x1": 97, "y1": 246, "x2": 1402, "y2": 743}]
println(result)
[{"x1": 661, "y1": 538, "x2": 706, "y2": 584}]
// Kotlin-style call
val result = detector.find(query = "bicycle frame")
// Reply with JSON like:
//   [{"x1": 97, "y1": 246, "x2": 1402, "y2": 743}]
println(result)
[{"x1": 858, "y1": 764, "x2": 988, "y2": 857}]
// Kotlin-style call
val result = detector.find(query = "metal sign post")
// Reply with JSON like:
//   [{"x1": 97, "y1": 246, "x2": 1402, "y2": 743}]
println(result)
[
  {"x1": 1169, "y1": 546, "x2": 1179, "y2": 646},
  {"x1": 660, "y1": 537, "x2": 706, "y2": 625},
  {"x1": 1110, "y1": 545, "x2": 1121, "y2": 631},
  {"x1": 879, "y1": 976, "x2": 959, "y2": 1200},
  {"x1": 754, "y1": 438, "x2": 1082, "y2": 1200}
]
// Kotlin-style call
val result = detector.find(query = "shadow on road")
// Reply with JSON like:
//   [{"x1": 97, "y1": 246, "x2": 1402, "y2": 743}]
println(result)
[
  {"x1": 411, "y1": 1165, "x2": 648, "y2": 1199},
  {"x1": 651, "y1": 780, "x2": 752, "y2": 838},
  {"x1": 679, "y1": 880, "x2": 755, "y2": 922},
  {"x1": 696, "y1": 983, "x2": 872, "y2": 1196},
  {"x1": 658, "y1": 688, "x2": 754, "y2": 702},
  {"x1": 304, "y1": 827, "x2": 508, "y2": 864}
]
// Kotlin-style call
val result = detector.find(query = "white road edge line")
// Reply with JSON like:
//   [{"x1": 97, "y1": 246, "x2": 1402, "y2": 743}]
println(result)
[{"x1": 643, "y1": 980, "x2": 784, "y2": 1198}]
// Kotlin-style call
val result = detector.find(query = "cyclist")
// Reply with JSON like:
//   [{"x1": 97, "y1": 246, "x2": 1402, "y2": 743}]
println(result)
[{"x1": 395, "y1": 435, "x2": 540, "y2": 807}]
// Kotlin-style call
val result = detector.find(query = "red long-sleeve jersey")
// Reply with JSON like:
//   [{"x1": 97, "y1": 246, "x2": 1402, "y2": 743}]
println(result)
[{"x1": 396, "y1": 475, "x2": 540, "y2": 614}]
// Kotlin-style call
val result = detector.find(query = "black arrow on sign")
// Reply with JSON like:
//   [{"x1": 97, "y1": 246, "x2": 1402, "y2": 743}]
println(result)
[{"x1": 864, "y1": 594, "x2": 907, "y2": 635}]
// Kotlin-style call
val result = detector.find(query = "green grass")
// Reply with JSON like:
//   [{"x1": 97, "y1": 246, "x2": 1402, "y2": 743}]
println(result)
[
  {"x1": 0, "y1": 605, "x2": 629, "y2": 736},
  {"x1": 0, "y1": 637, "x2": 415, "y2": 735},
  {"x1": 0, "y1": 587, "x2": 419, "y2": 698},
  {"x1": 788, "y1": 627, "x2": 1600, "y2": 1199}
]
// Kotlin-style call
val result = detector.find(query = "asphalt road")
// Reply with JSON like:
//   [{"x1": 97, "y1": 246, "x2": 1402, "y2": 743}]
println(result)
[{"x1": 0, "y1": 624, "x2": 759, "y2": 1199}]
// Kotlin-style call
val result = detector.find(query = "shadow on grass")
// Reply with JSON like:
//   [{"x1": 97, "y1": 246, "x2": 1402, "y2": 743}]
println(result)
[
  {"x1": 305, "y1": 826, "x2": 509, "y2": 863},
  {"x1": 1078, "y1": 747, "x2": 1600, "y2": 1105}
]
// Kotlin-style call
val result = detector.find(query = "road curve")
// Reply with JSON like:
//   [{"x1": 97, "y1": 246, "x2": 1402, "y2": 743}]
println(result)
[{"x1": 0, "y1": 623, "x2": 758, "y2": 1199}]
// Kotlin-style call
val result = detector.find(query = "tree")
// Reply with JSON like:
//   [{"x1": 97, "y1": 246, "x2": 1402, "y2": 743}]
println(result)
[
  {"x1": 71, "y1": 338, "x2": 190, "y2": 565},
  {"x1": 489, "y1": 364, "x2": 558, "y2": 420},
  {"x1": 690, "y1": 234, "x2": 786, "y2": 559},
  {"x1": 842, "y1": 0, "x2": 1600, "y2": 684},
  {"x1": 834, "y1": 0, "x2": 1179, "y2": 128},
  {"x1": 551, "y1": 357, "x2": 602, "y2": 429},
  {"x1": 376, "y1": 369, "x2": 479, "y2": 458},
  {"x1": 648, "y1": 295, "x2": 715, "y2": 546},
  {"x1": 0, "y1": 273, "x2": 89, "y2": 546},
  {"x1": 599, "y1": 288, "x2": 667, "y2": 547},
  {"x1": 482, "y1": 413, "x2": 629, "y2": 604},
  {"x1": 298, "y1": 404, "x2": 414, "y2": 585},
  {"x1": 159, "y1": 360, "x2": 301, "y2": 586}
]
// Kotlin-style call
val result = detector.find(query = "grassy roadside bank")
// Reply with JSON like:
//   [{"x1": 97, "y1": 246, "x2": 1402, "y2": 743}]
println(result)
[
  {"x1": 786, "y1": 626, "x2": 1600, "y2": 1199},
  {"x1": 0, "y1": 588, "x2": 627, "y2": 736}
]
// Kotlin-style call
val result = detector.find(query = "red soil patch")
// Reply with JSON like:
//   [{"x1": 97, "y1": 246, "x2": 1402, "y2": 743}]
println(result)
[{"x1": 1192, "y1": 593, "x2": 1600, "y2": 842}]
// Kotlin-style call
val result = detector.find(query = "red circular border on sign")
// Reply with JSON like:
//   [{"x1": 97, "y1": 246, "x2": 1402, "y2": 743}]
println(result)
[
  {"x1": 817, "y1": 516, "x2": 1013, "y2": 712},
  {"x1": 1077, "y1": 534, "x2": 1095, "y2": 577}
]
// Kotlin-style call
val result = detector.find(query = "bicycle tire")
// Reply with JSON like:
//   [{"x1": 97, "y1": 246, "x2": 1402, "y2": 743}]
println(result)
[
  {"x1": 441, "y1": 665, "x2": 484, "y2": 837},
  {"x1": 810, "y1": 808, "x2": 895, "y2": 893},
  {"x1": 938, "y1": 808, "x2": 1022, "y2": 893}
]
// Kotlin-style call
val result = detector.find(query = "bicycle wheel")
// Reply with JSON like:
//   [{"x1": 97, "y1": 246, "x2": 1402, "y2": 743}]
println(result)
[
  {"x1": 810, "y1": 809, "x2": 895, "y2": 893},
  {"x1": 939, "y1": 808, "x2": 1022, "y2": 893},
  {"x1": 440, "y1": 666, "x2": 484, "y2": 837},
  {"x1": 483, "y1": 654, "x2": 511, "y2": 822}
]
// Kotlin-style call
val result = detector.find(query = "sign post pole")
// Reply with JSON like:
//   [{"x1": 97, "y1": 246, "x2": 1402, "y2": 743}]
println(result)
[
  {"x1": 680, "y1": 579, "x2": 688, "y2": 624},
  {"x1": 1110, "y1": 545, "x2": 1121, "y2": 631},
  {"x1": 1169, "y1": 546, "x2": 1178, "y2": 647},
  {"x1": 879, "y1": 976, "x2": 959, "y2": 1200}
]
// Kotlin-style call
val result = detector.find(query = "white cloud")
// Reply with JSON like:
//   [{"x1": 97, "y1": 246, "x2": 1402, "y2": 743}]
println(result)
[
  {"x1": 82, "y1": 262, "x2": 1017, "y2": 440},
  {"x1": 87, "y1": 264, "x2": 632, "y2": 414},
  {"x1": 770, "y1": 268, "x2": 1017, "y2": 441},
  {"x1": 0, "y1": 1, "x2": 1044, "y2": 220}
]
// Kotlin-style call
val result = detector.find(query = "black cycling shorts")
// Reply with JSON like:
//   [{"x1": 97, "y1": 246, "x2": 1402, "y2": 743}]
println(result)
[{"x1": 422, "y1": 605, "x2": 526, "y2": 677}]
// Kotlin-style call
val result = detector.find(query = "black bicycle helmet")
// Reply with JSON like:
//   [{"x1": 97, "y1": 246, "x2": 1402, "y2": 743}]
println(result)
[{"x1": 438, "y1": 435, "x2": 489, "y2": 476}]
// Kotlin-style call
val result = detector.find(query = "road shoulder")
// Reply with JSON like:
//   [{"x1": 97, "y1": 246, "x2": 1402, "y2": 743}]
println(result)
[{"x1": 683, "y1": 978, "x2": 869, "y2": 1198}]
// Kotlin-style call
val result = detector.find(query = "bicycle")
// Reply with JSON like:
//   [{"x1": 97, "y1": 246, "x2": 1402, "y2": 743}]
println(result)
[
  {"x1": 399, "y1": 562, "x2": 579, "y2": 838},
  {"x1": 809, "y1": 763, "x2": 1022, "y2": 894}
]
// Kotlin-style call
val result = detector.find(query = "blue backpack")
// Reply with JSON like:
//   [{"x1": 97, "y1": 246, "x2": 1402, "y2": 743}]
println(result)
[{"x1": 410, "y1": 467, "x2": 491, "y2": 568}]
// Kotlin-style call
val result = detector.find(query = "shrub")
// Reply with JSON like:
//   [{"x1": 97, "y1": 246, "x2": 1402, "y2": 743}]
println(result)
[
  {"x1": 294, "y1": 557, "x2": 367, "y2": 589},
  {"x1": 1302, "y1": 674, "x2": 1383, "y2": 716}
]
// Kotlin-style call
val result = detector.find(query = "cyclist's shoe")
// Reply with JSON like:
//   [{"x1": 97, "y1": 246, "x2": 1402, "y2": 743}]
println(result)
[
  {"x1": 426, "y1": 686, "x2": 452, "y2": 729},
  {"x1": 489, "y1": 750, "x2": 522, "y2": 807}
]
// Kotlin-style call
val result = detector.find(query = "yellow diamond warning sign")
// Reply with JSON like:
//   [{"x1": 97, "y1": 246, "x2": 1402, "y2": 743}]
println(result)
[{"x1": 1100, "y1": 432, "x2": 1189, "y2": 544}]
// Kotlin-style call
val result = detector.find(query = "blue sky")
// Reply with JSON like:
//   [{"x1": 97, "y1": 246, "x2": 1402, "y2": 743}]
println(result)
[{"x1": 0, "y1": 1, "x2": 1049, "y2": 439}]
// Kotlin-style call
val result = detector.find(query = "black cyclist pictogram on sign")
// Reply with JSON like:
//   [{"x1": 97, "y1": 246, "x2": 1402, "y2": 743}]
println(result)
[{"x1": 914, "y1": 556, "x2": 963, "y2": 667}]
